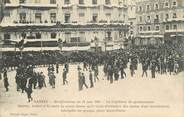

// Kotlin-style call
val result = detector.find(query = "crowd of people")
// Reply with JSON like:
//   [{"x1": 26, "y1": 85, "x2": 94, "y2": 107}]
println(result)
[{"x1": 0, "y1": 46, "x2": 183, "y2": 102}]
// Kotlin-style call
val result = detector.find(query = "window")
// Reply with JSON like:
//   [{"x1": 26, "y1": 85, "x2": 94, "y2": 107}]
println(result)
[
  {"x1": 35, "y1": 13, "x2": 42, "y2": 23},
  {"x1": 131, "y1": 7, "x2": 133, "y2": 11},
  {"x1": 19, "y1": 13, "x2": 26, "y2": 22},
  {"x1": 92, "y1": 0, "x2": 97, "y2": 5},
  {"x1": 92, "y1": 14, "x2": 98, "y2": 23},
  {"x1": 155, "y1": 4, "x2": 159, "y2": 9},
  {"x1": 4, "y1": 0, "x2": 10, "y2": 4},
  {"x1": 155, "y1": 14, "x2": 159, "y2": 22},
  {"x1": 4, "y1": 10, "x2": 10, "y2": 17},
  {"x1": 147, "y1": 5, "x2": 150, "y2": 11},
  {"x1": 50, "y1": 0, "x2": 56, "y2": 4},
  {"x1": 65, "y1": 32, "x2": 71, "y2": 42},
  {"x1": 147, "y1": 16, "x2": 151, "y2": 21},
  {"x1": 35, "y1": 0, "x2": 40, "y2": 3},
  {"x1": 36, "y1": 33, "x2": 41, "y2": 39},
  {"x1": 50, "y1": 13, "x2": 56, "y2": 23},
  {"x1": 172, "y1": 1, "x2": 177, "y2": 6},
  {"x1": 51, "y1": 33, "x2": 57, "y2": 39},
  {"x1": 139, "y1": 6, "x2": 142, "y2": 11},
  {"x1": 79, "y1": 13, "x2": 85, "y2": 23},
  {"x1": 164, "y1": 2, "x2": 169, "y2": 7},
  {"x1": 130, "y1": 31, "x2": 133, "y2": 35},
  {"x1": 79, "y1": 0, "x2": 84, "y2": 4},
  {"x1": 173, "y1": 13, "x2": 177, "y2": 18},
  {"x1": 147, "y1": 26, "x2": 151, "y2": 31},
  {"x1": 130, "y1": 22, "x2": 133, "y2": 25},
  {"x1": 106, "y1": 13, "x2": 111, "y2": 20},
  {"x1": 155, "y1": 15, "x2": 159, "y2": 20},
  {"x1": 19, "y1": 0, "x2": 26, "y2": 3},
  {"x1": 65, "y1": 14, "x2": 70, "y2": 23},
  {"x1": 79, "y1": 32, "x2": 85, "y2": 42},
  {"x1": 79, "y1": 13, "x2": 85, "y2": 17},
  {"x1": 139, "y1": 16, "x2": 142, "y2": 22},
  {"x1": 106, "y1": 32, "x2": 112, "y2": 41},
  {"x1": 105, "y1": 0, "x2": 111, "y2": 5},
  {"x1": 155, "y1": 25, "x2": 160, "y2": 31},
  {"x1": 139, "y1": 26, "x2": 143, "y2": 31},
  {"x1": 119, "y1": 1, "x2": 122, "y2": 5},
  {"x1": 64, "y1": 0, "x2": 70, "y2": 4},
  {"x1": 173, "y1": 25, "x2": 177, "y2": 29},
  {"x1": 166, "y1": 25, "x2": 169, "y2": 30},
  {"x1": 165, "y1": 14, "x2": 169, "y2": 19},
  {"x1": 4, "y1": 34, "x2": 10, "y2": 40}
]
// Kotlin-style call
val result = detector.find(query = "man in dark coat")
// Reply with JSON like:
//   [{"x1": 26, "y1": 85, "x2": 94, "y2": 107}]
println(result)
[
  {"x1": 82, "y1": 73, "x2": 88, "y2": 89},
  {"x1": 142, "y1": 62, "x2": 148, "y2": 77},
  {"x1": 15, "y1": 74, "x2": 21, "y2": 91},
  {"x1": 4, "y1": 76, "x2": 9, "y2": 92},
  {"x1": 26, "y1": 84, "x2": 33, "y2": 102},
  {"x1": 120, "y1": 63, "x2": 126, "y2": 79},
  {"x1": 78, "y1": 71, "x2": 83, "y2": 91},
  {"x1": 63, "y1": 68, "x2": 68, "y2": 85},
  {"x1": 56, "y1": 62, "x2": 59, "y2": 74},
  {"x1": 89, "y1": 70, "x2": 94, "y2": 88},
  {"x1": 20, "y1": 74, "x2": 27, "y2": 93},
  {"x1": 114, "y1": 66, "x2": 119, "y2": 81},
  {"x1": 151, "y1": 60, "x2": 156, "y2": 78},
  {"x1": 130, "y1": 62, "x2": 135, "y2": 77}
]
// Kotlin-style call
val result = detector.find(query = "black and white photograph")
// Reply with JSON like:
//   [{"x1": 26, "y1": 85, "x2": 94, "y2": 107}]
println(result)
[{"x1": 0, "y1": 0, "x2": 184, "y2": 117}]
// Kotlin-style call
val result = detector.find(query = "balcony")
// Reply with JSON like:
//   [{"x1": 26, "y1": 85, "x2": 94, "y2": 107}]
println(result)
[
  {"x1": 4, "y1": 3, "x2": 20, "y2": 8},
  {"x1": 4, "y1": 3, "x2": 57, "y2": 8},
  {"x1": 21, "y1": 4, "x2": 57, "y2": 8},
  {"x1": 105, "y1": 37, "x2": 112, "y2": 41},
  {"x1": 139, "y1": 30, "x2": 160, "y2": 34},
  {"x1": 165, "y1": 29, "x2": 184, "y2": 33},
  {"x1": 154, "y1": 19, "x2": 160, "y2": 23},
  {"x1": 62, "y1": 4, "x2": 73, "y2": 9},
  {"x1": 0, "y1": 19, "x2": 58, "y2": 27},
  {"x1": 164, "y1": 18, "x2": 184, "y2": 22}
]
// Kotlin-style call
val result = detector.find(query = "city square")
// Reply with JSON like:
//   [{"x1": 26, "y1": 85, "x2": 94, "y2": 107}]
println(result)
[{"x1": 0, "y1": 0, "x2": 184, "y2": 117}]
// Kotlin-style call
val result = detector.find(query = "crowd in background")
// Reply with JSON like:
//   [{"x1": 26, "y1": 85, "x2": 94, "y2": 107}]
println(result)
[{"x1": 0, "y1": 45, "x2": 183, "y2": 102}]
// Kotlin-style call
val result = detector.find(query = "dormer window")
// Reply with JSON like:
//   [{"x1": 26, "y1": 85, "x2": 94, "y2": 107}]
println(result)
[
  {"x1": 147, "y1": 5, "x2": 150, "y2": 11},
  {"x1": 79, "y1": 0, "x2": 84, "y2": 5},
  {"x1": 64, "y1": 0, "x2": 70, "y2": 5},
  {"x1": 50, "y1": 0, "x2": 56, "y2": 4},
  {"x1": 147, "y1": 26, "x2": 151, "y2": 31},
  {"x1": 92, "y1": 0, "x2": 97, "y2": 5},
  {"x1": 19, "y1": 0, "x2": 26, "y2": 4},
  {"x1": 164, "y1": 1, "x2": 169, "y2": 7},
  {"x1": 139, "y1": 26, "x2": 143, "y2": 31},
  {"x1": 4, "y1": 0, "x2": 10, "y2": 4},
  {"x1": 173, "y1": 13, "x2": 177, "y2": 18},
  {"x1": 173, "y1": 0, "x2": 177, "y2": 6},
  {"x1": 139, "y1": 6, "x2": 142, "y2": 12},
  {"x1": 105, "y1": 0, "x2": 111, "y2": 5},
  {"x1": 155, "y1": 3, "x2": 159, "y2": 9}
]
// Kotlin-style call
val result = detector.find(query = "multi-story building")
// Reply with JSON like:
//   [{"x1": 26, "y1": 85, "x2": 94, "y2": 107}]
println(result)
[
  {"x1": 0, "y1": 1, "x2": 4, "y2": 22},
  {"x1": 127, "y1": 0, "x2": 136, "y2": 46},
  {"x1": 135, "y1": 0, "x2": 184, "y2": 46},
  {"x1": 0, "y1": 0, "x2": 129, "y2": 51}
]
